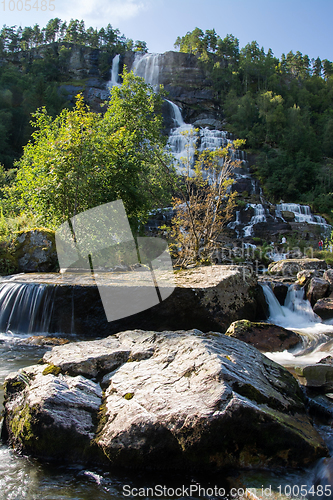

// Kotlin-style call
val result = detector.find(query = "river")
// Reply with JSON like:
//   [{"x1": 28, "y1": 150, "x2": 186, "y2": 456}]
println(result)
[{"x1": 1, "y1": 282, "x2": 333, "y2": 498}]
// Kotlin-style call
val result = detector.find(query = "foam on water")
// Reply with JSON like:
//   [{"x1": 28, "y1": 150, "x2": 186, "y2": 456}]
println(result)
[{"x1": 262, "y1": 283, "x2": 333, "y2": 366}]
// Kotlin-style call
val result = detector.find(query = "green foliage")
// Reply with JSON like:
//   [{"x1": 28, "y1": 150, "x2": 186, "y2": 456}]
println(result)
[
  {"x1": 313, "y1": 250, "x2": 333, "y2": 266},
  {"x1": 175, "y1": 28, "x2": 333, "y2": 213},
  {"x1": 6, "y1": 71, "x2": 174, "y2": 228},
  {"x1": 0, "y1": 19, "x2": 139, "y2": 170}
]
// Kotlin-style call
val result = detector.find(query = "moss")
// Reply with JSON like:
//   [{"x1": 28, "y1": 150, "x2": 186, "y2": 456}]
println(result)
[
  {"x1": 10, "y1": 403, "x2": 36, "y2": 445},
  {"x1": 94, "y1": 401, "x2": 108, "y2": 443},
  {"x1": 123, "y1": 392, "x2": 134, "y2": 400},
  {"x1": 42, "y1": 364, "x2": 61, "y2": 376}
]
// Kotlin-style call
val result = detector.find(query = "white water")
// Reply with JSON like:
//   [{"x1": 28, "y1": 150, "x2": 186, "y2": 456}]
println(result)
[
  {"x1": 0, "y1": 282, "x2": 53, "y2": 335},
  {"x1": 262, "y1": 283, "x2": 333, "y2": 367},
  {"x1": 131, "y1": 54, "x2": 246, "y2": 177},
  {"x1": 132, "y1": 52, "x2": 161, "y2": 89},
  {"x1": 243, "y1": 204, "x2": 267, "y2": 237},
  {"x1": 166, "y1": 99, "x2": 184, "y2": 127},
  {"x1": 276, "y1": 203, "x2": 329, "y2": 227},
  {"x1": 108, "y1": 54, "x2": 121, "y2": 88}
]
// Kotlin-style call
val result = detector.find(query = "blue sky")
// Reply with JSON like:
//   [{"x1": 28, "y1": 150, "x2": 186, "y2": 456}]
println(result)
[{"x1": 2, "y1": 0, "x2": 333, "y2": 61}]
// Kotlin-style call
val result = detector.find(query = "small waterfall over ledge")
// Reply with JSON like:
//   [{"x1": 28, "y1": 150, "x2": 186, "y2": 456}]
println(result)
[
  {"x1": 262, "y1": 283, "x2": 333, "y2": 366},
  {"x1": 0, "y1": 282, "x2": 55, "y2": 337}
]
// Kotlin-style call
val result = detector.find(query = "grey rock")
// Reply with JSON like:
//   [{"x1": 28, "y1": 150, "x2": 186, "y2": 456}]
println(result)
[
  {"x1": 14, "y1": 229, "x2": 57, "y2": 273},
  {"x1": 225, "y1": 319, "x2": 301, "y2": 352},
  {"x1": 294, "y1": 364, "x2": 333, "y2": 389},
  {"x1": 313, "y1": 298, "x2": 333, "y2": 320},
  {"x1": 306, "y1": 278, "x2": 329, "y2": 306},
  {"x1": 268, "y1": 259, "x2": 327, "y2": 277},
  {"x1": 2, "y1": 329, "x2": 327, "y2": 470},
  {"x1": 0, "y1": 265, "x2": 265, "y2": 336},
  {"x1": 323, "y1": 269, "x2": 333, "y2": 294}
]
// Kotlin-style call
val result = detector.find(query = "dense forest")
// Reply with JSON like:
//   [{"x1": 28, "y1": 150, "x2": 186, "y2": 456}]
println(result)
[
  {"x1": 1, "y1": 20, "x2": 333, "y2": 228},
  {"x1": 175, "y1": 28, "x2": 333, "y2": 217}
]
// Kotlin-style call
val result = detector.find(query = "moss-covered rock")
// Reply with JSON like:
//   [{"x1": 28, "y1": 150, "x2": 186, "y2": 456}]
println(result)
[
  {"x1": 268, "y1": 258, "x2": 327, "y2": 277},
  {"x1": 225, "y1": 319, "x2": 302, "y2": 352},
  {"x1": 14, "y1": 228, "x2": 58, "y2": 272}
]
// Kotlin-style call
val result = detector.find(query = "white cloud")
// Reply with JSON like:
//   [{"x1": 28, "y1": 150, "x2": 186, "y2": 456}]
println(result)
[{"x1": 59, "y1": 0, "x2": 149, "y2": 25}]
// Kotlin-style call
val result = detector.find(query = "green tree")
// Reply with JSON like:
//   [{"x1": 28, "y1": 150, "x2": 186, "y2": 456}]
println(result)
[
  {"x1": 170, "y1": 131, "x2": 243, "y2": 266},
  {"x1": 7, "y1": 72, "x2": 174, "y2": 228}
]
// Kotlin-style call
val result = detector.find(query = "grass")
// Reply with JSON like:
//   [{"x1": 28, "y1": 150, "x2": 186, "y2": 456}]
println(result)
[{"x1": 313, "y1": 250, "x2": 333, "y2": 266}]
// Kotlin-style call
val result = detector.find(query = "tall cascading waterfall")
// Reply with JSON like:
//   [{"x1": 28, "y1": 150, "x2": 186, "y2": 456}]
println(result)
[
  {"x1": 132, "y1": 54, "x2": 246, "y2": 176},
  {"x1": 108, "y1": 54, "x2": 121, "y2": 88},
  {"x1": 132, "y1": 54, "x2": 329, "y2": 237},
  {"x1": 165, "y1": 100, "x2": 197, "y2": 175},
  {"x1": 132, "y1": 53, "x2": 161, "y2": 89}
]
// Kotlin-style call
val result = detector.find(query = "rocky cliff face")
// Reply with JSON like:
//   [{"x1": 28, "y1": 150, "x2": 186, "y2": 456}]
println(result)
[{"x1": 126, "y1": 51, "x2": 222, "y2": 129}]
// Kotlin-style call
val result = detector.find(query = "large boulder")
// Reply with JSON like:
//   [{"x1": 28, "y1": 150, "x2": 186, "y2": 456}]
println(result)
[
  {"x1": 0, "y1": 266, "x2": 265, "y2": 336},
  {"x1": 225, "y1": 319, "x2": 302, "y2": 352},
  {"x1": 268, "y1": 259, "x2": 327, "y2": 277},
  {"x1": 2, "y1": 330, "x2": 327, "y2": 471},
  {"x1": 14, "y1": 229, "x2": 58, "y2": 272},
  {"x1": 313, "y1": 298, "x2": 333, "y2": 320},
  {"x1": 306, "y1": 278, "x2": 329, "y2": 306},
  {"x1": 323, "y1": 269, "x2": 333, "y2": 294},
  {"x1": 293, "y1": 362, "x2": 333, "y2": 390}
]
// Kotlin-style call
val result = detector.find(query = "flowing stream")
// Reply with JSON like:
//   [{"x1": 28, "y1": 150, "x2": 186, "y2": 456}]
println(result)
[
  {"x1": 262, "y1": 283, "x2": 333, "y2": 366},
  {"x1": 0, "y1": 280, "x2": 333, "y2": 497}
]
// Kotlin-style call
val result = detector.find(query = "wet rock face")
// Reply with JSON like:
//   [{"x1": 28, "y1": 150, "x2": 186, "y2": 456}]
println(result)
[
  {"x1": 154, "y1": 51, "x2": 219, "y2": 124},
  {"x1": 323, "y1": 269, "x2": 333, "y2": 294},
  {"x1": 225, "y1": 319, "x2": 302, "y2": 352},
  {"x1": 2, "y1": 330, "x2": 327, "y2": 471},
  {"x1": 306, "y1": 278, "x2": 329, "y2": 306},
  {"x1": 271, "y1": 282, "x2": 289, "y2": 305}
]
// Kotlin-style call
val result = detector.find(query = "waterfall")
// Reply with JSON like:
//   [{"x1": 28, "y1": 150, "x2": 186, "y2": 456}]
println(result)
[
  {"x1": 0, "y1": 283, "x2": 54, "y2": 336},
  {"x1": 262, "y1": 283, "x2": 331, "y2": 332},
  {"x1": 262, "y1": 283, "x2": 333, "y2": 366},
  {"x1": 275, "y1": 203, "x2": 329, "y2": 227},
  {"x1": 132, "y1": 53, "x2": 161, "y2": 89},
  {"x1": 243, "y1": 204, "x2": 267, "y2": 237},
  {"x1": 108, "y1": 54, "x2": 121, "y2": 88},
  {"x1": 131, "y1": 54, "x2": 246, "y2": 176},
  {"x1": 165, "y1": 99, "x2": 185, "y2": 127}
]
